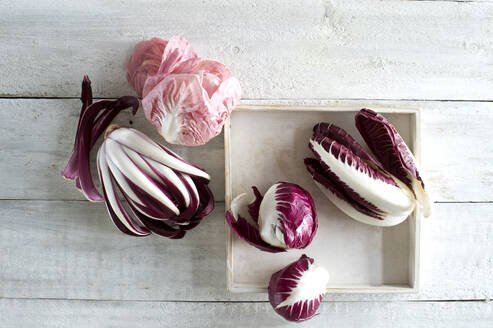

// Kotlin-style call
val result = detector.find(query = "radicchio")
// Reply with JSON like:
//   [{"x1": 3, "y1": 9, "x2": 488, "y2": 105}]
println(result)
[
  {"x1": 126, "y1": 36, "x2": 241, "y2": 146},
  {"x1": 225, "y1": 182, "x2": 317, "y2": 252},
  {"x1": 62, "y1": 76, "x2": 214, "y2": 238},
  {"x1": 305, "y1": 109, "x2": 430, "y2": 227},
  {"x1": 269, "y1": 254, "x2": 329, "y2": 322}
]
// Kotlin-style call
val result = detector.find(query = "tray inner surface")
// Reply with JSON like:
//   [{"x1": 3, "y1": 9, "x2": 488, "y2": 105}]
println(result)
[{"x1": 228, "y1": 109, "x2": 417, "y2": 290}]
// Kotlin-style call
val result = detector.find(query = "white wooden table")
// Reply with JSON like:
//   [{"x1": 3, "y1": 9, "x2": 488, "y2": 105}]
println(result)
[{"x1": 1, "y1": 1, "x2": 492, "y2": 327}]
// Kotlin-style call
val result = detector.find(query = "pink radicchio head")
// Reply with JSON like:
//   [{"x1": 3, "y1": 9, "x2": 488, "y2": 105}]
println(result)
[
  {"x1": 355, "y1": 109, "x2": 431, "y2": 217},
  {"x1": 62, "y1": 76, "x2": 214, "y2": 238},
  {"x1": 126, "y1": 36, "x2": 241, "y2": 146},
  {"x1": 225, "y1": 182, "x2": 317, "y2": 253},
  {"x1": 141, "y1": 58, "x2": 241, "y2": 146},
  {"x1": 126, "y1": 36, "x2": 198, "y2": 97},
  {"x1": 269, "y1": 254, "x2": 329, "y2": 322}
]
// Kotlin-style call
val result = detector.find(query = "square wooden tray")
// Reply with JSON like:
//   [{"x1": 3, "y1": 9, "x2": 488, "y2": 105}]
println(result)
[{"x1": 224, "y1": 103, "x2": 422, "y2": 293}]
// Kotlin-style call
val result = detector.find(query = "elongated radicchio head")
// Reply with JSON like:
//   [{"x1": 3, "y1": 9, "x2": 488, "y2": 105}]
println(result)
[
  {"x1": 62, "y1": 76, "x2": 214, "y2": 238},
  {"x1": 305, "y1": 122, "x2": 416, "y2": 227},
  {"x1": 355, "y1": 109, "x2": 431, "y2": 217},
  {"x1": 225, "y1": 182, "x2": 317, "y2": 252},
  {"x1": 269, "y1": 254, "x2": 329, "y2": 322}
]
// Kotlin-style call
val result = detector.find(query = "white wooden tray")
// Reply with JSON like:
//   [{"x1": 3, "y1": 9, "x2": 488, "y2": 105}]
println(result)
[{"x1": 224, "y1": 103, "x2": 422, "y2": 293}]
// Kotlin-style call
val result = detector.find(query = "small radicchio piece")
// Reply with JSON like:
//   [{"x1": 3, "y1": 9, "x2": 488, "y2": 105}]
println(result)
[
  {"x1": 225, "y1": 182, "x2": 317, "y2": 252},
  {"x1": 269, "y1": 254, "x2": 329, "y2": 322},
  {"x1": 355, "y1": 109, "x2": 431, "y2": 217},
  {"x1": 305, "y1": 123, "x2": 415, "y2": 227}
]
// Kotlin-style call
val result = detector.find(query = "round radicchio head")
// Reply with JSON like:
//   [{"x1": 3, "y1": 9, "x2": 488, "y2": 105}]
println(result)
[
  {"x1": 259, "y1": 182, "x2": 317, "y2": 249},
  {"x1": 126, "y1": 36, "x2": 241, "y2": 146},
  {"x1": 269, "y1": 254, "x2": 329, "y2": 322},
  {"x1": 225, "y1": 182, "x2": 317, "y2": 253}
]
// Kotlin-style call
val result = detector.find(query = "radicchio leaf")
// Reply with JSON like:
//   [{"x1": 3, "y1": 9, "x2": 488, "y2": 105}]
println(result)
[
  {"x1": 225, "y1": 187, "x2": 285, "y2": 253},
  {"x1": 355, "y1": 109, "x2": 431, "y2": 217},
  {"x1": 268, "y1": 254, "x2": 329, "y2": 322}
]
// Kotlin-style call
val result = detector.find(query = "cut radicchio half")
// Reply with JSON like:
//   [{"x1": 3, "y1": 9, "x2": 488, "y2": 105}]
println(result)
[
  {"x1": 355, "y1": 108, "x2": 431, "y2": 217},
  {"x1": 305, "y1": 117, "x2": 418, "y2": 227},
  {"x1": 225, "y1": 182, "x2": 317, "y2": 253},
  {"x1": 269, "y1": 254, "x2": 329, "y2": 322}
]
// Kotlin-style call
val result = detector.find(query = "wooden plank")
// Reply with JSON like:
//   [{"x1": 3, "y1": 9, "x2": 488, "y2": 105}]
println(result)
[
  {"x1": 1, "y1": 98, "x2": 492, "y2": 202},
  {"x1": 0, "y1": 0, "x2": 492, "y2": 100},
  {"x1": 1, "y1": 298, "x2": 492, "y2": 328},
  {"x1": 0, "y1": 98, "x2": 224, "y2": 201},
  {"x1": 0, "y1": 200, "x2": 492, "y2": 301}
]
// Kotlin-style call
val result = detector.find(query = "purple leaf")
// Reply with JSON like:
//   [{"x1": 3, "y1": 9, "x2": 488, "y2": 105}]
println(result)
[{"x1": 225, "y1": 187, "x2": 285, "y2": 253}]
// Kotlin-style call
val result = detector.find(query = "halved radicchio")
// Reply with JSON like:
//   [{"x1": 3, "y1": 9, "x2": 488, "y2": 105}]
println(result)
[
  {"x1": 268, "y1": 254, "x2": 329, "y2": 322},
  {"x1": 225, "y1": 182, "x2": 317, "y2": 252},
  {"x1": 305, "y1": 110, "x2": 429, "y2": 227}
]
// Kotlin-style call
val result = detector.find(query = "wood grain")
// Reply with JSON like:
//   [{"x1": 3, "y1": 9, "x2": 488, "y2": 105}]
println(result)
[
  {"x1": 1, "y1": 98, "x2": 491, "y2": 202},
  {"x1": 0, "y1": 200, "x2": 491, "y2": 301},
  {"x1": 0, "y1": 0, "x2": 492, "y2": 100},
  {"x1": 1, "y1": 298, "x2": 492, "y2": 328}
]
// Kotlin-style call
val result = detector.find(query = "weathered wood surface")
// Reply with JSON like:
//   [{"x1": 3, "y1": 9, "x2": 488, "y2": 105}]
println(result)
[
  {"x1": 1, "y1": 298, "x2": 492, "y2": 328},
  {"x1": 0, "y1": 0, "x2": 492, "y2": 100},
  {"x1": 1, "y1": 98, "x2": 491, "y2": 202},
  {"x1": 1, "y1": 200, "x2": 491, "y2": 302},
  {"x1": 1, "y1": 0, "x2": 492, "y2": 326}
]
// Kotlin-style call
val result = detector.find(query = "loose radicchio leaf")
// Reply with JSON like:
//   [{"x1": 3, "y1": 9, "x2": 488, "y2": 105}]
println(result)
[
  {"x1": 355, "y1": 109, "x2": 431, "y2": 217},
  {"x1": 258, "y1": 182, "x2": 317, "y2": 249},
  {"x1": 62, "y1": 76, "x2": 139, "y2": 202},
  {"x1": 225, "y1": 187, "x2": 285, "y2": 253},
  {"x1": 268, "y1": 254, "x2": 329, "y2": 322},
  {"x1": 305, "y1": 123, "x2": 415, "y2": 227}
]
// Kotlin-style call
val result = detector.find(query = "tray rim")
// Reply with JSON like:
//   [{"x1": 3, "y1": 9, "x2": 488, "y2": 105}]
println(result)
[{"x1": 224, "y1": 102, "x2": 422, "y2": 294}]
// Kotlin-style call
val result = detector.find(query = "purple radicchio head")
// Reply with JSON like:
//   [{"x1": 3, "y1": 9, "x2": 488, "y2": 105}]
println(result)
[
  {"x1": 304, "y1": 109, "x2": 430, "y2": 227},
  {"x1": 225, "y1": 182, "x2": 317, "y2": 252},
  {"x1": 62, "y1": 76, "x2": 214, "y2": 238},
  {"x1": 269, "y1": 254, "x2": 329, "y2": 322}
]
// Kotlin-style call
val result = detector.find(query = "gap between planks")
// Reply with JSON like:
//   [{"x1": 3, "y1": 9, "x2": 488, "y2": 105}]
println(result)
[
  {"x1": 0, "y1": 296, "x2": 489, "y2": 303},
  {"x1": 2, "y1": 96, "x2": 493, "y2": 103}
]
